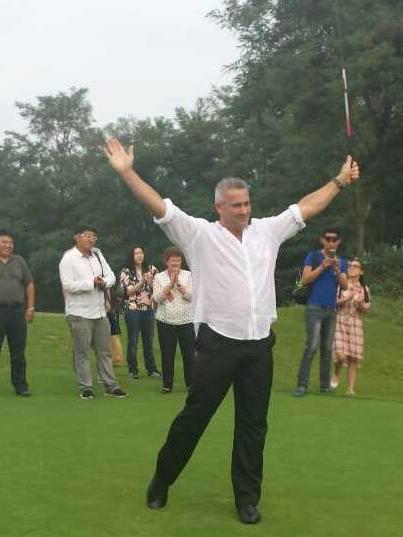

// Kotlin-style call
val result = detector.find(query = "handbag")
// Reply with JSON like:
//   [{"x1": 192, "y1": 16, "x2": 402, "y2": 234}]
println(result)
[
  {"x1": 292, "y1": 251, "x2": 321, "y2": 305},
  {"x1": 292, "y1": 280, "x2": 311, "y2": 305}
]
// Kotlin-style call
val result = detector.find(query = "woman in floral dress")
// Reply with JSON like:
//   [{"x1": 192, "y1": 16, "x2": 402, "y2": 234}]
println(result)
[
  {"x1": 119, "y1": 246, "x2": 160, "y2": 379},
  {"x1": 331, "y1": 258, "x2": 371, "y2": 395}
]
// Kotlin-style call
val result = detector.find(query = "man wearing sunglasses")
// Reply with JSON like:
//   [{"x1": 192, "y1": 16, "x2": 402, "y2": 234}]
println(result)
[{"x1": 293, "y1": 229, "x2": 347, "y2": 397}]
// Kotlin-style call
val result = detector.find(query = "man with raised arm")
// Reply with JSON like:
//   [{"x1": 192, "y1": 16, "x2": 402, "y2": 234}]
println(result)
[{"x1": 104, "y1": 138, "x2": 359, "y2": 525}]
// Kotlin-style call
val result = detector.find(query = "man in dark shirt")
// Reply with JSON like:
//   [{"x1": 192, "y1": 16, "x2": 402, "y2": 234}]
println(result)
[
  {"x1": 0, "y1": 230, "x2": 35, "y2": 396},
  {"x1": 293, "y1": 229, "x2": 348, "y2": 397}
]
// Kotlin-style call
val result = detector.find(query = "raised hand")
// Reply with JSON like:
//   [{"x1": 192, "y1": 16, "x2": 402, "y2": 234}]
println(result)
[
  {"x1": 103, "y1": 138, "x2": 134, "y2": 175},
  {"x1": 337, "y1": 155, "x2": 360, "y2": 186}
]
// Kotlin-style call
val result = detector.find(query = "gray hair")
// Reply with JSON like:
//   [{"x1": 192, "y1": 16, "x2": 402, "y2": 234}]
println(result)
[{"x1": 214, "y1": 177, "x2": 250, "y2": 204}]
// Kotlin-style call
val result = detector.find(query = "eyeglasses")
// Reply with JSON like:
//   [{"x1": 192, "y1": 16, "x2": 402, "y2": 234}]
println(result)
[
  {"x1": 323, "y1": 236, "x2": 339, "y2": 242},
  {"x1": 348, "y1": 263, "x2": 361, "y2": 269},
  {"x1": 80, "y1": 233, "x2": 97, "y2": 240}
]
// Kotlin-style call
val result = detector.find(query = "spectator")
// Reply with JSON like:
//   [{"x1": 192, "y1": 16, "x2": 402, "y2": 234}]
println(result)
[
  {"x1": 0, "y1": 230, "x2": 34, "y2": 397},
  {"x1": 59, "y1": 226, "x2": 127, "y2": 400},
  {"x1": 153, "y1": 246, "x2": 194, "y2": 394},
  {"x1": 331, "y1": 258, "x2": 371, "y2": 395},
  {"x1": 119, "y1": 246, "x2": 160, "y2": 379},
  {"x1": 106, "y1": 287, "x2": 125, "y2": 367},
  {"x1": 293, "y1": 229, "x2": 348, "y2": 397}
]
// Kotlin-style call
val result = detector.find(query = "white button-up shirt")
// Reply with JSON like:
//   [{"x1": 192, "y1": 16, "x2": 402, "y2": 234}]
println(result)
[
  {"x1": 59, "y1": 247, "x2": 116, "y2": 319},
  {"x1": 155, "y1": 199, "x2": 305, "y2": 340}
]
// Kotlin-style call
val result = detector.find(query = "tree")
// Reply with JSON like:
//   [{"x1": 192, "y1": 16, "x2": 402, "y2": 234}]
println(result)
[{"x1": 212, "y1": 0, "x2": 403, "y2": 255}]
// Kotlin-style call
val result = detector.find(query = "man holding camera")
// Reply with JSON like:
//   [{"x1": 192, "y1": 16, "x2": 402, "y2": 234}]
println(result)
[
  {"x1": 59, "y1": 226, "x2": 127, "y2": 400},
  {"x1": 293, "y1": 229, "x2": 348, "y2": 397}
]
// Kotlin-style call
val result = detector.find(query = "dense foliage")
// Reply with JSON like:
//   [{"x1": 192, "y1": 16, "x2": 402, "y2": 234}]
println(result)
[{"x1": 1, "y1": 0, "x2": 402, "y2": 310}]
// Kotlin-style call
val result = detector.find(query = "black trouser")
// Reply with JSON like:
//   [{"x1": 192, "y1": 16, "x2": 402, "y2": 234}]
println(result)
[
  {"x1": 0, "y1": 304, "x2": 28, "y2": 392},
  {"x1": 156, "y1": 320, "x2": 195, "y2": 390},
  {"x1": 154, "y1": 324, "x2": 275, "y2": 507}
]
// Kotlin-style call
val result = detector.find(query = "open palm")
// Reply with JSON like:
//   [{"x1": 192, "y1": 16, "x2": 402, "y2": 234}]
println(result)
[{"x1": 103, "y1": 138, "x2": 134, "y2": 174}]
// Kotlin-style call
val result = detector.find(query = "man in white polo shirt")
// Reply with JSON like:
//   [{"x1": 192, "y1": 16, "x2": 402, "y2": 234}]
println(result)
[{"x1": 104, "y1": 138, "x2": 359, "y2": 524}]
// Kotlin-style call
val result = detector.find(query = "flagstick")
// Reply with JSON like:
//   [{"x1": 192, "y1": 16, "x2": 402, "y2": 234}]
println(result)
[{"x1": 342, "y1": 68, "x2": 353, "y2": 138}]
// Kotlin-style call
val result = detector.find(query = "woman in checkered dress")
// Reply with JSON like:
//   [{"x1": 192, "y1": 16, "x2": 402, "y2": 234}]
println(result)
[{"x1": 331, "y1": 259, "x2": 371, "y2": 395}]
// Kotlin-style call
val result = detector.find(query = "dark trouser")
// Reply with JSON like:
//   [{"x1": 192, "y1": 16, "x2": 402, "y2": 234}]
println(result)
[
  {"x1": 124, "y1": 309, "x2": 157, "y2": 375},
  {"x1": 297, "y1": 305, "x2": 337, "y2": 390},
  {"x1": 157, "y1": 321, "x2": 195, "y2": 390},
  {"x1": 0, "y1": 304, "x2": 28, "y2": 393},
  {"x1": 154, "y1": 324, "x2": 275, "y2": 507}
]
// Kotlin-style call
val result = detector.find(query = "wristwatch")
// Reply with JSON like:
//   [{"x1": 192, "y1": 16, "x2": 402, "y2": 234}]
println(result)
[{"x1": 333, "y1": 177, "x2": 345, "y2": 189}]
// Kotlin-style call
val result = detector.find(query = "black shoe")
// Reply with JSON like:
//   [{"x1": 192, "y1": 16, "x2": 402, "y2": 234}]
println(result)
[
  {"x1": 105, "y1": 387, "x2": 128, "y2": 398},
  {"x1": 237, "y1": 505, "x2": 261, "y2": 524},
  {"x1": 16, "y1": 389, "x2": 31, "y2": 397},
  {"x1": 161, "y1": 387, "x2": 172, "y2": 394},
  {"x1": 79, "y1": 388, "x2": 94, "y2": 400},
  {"x1": 129, "y1": 371, "x2": 139, "y2": 379},
  {"x1": 146, "y1": 474, "x2": 169, "y2": 509}
]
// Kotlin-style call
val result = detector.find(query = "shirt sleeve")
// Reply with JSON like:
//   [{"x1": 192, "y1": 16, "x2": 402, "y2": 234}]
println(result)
[
  {"x1": 303, "y1": 252, "x2": 314, "y2": 267},
  {"x1": 261, "y1": 204, "x2": 306, "y2": 246},
  {"x1": 152, "y1": 273, "x2": 166, "y2": 304},
  {"x1": 59, "y1": 255, "x2": 94, "y2": 293},
  {"x1": 154, "y1": 199, "x2": 205, "y2": 251},
  {"x1": 19, "y1": 257, "x2": 33, "y2": 286},
  {"x1": 340, "y1": 257, "x2": 348, "y2": 274},
  {"x1": 181, "y1": 271, "x2": 192, "y2": 301},
  {"x1": 98, "y1": 251, "x2": 116, "y2": 288}
]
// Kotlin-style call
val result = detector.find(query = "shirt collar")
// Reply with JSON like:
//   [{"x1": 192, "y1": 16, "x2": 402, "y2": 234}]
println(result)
[
  {"x1": 73, "y1": 246, "x2": 94, "y2": 258},
  {"x1": 0, "y1": 254, "x2": 15, "y2": 264}
]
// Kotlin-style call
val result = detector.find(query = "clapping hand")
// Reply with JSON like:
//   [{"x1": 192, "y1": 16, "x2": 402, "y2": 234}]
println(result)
[{"x1": 94, "y1": 276, "x2": 106, "y2": 290}]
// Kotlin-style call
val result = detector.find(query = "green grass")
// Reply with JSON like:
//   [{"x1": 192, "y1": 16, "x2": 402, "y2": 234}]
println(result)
[{"x1": 0, "y1": 308, "x2": 402, "y2": 537}]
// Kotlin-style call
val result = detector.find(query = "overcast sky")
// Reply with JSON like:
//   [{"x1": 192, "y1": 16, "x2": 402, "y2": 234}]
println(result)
[{"x1": 0, "y1": 0, "x2": 238, "y2": 137}]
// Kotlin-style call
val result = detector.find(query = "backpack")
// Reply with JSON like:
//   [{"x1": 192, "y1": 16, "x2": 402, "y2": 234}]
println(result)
[{"x1": 292, "y1": 251, "x2": 321, "y2": 305}]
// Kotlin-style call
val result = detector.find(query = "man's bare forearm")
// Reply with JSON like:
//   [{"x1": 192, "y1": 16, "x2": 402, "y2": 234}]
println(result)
[
  {"x1": 297, "y1": 156, "x2": 359, "y2": 221},
  {"x1": 103, "y1": 138, "x2": 166, "y2": 218},
  {"x1": 120, "y1": 169, "x2": 166, "y2": 219},
  {"x1": 301, "y1": 265, "x2": 324, "y2": 285},
  {"x1": 298, "y1": 180, "x2": 341, "y2": 221}
]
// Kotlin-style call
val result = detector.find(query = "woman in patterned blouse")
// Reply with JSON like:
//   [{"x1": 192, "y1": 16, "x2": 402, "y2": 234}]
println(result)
[
  {"x1": 153, "y1": 246, "x2": 195, "y2": 393},
  {"x1": 331, "y1": 258, "x2": 371, "y2": 396},
  {"x1": 119, "y1": 245, "x2": 161, "y2": 379}
]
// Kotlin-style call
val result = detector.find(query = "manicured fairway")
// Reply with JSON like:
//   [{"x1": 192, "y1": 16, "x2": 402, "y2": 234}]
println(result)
[{"x1": 1, "y1": 306, "x2": 401, "y2": 537}]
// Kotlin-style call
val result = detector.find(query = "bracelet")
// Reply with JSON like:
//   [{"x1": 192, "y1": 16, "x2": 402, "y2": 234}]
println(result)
[{"x1": 333, "y1": 177, "x2": 345, "y2": 190}]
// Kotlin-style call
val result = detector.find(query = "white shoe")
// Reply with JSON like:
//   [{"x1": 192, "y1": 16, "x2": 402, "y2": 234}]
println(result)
[{"x1": 330, "y1": 378, "x2": 339, "y2": 389}]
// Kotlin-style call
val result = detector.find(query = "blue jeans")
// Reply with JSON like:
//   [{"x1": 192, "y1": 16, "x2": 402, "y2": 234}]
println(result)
[
  {"x1": 124, "y1": 309, "x2": 157, "y2": 375},
  {"x1": 297, "y1": 305, "x2": 336, "y2": 390}
]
